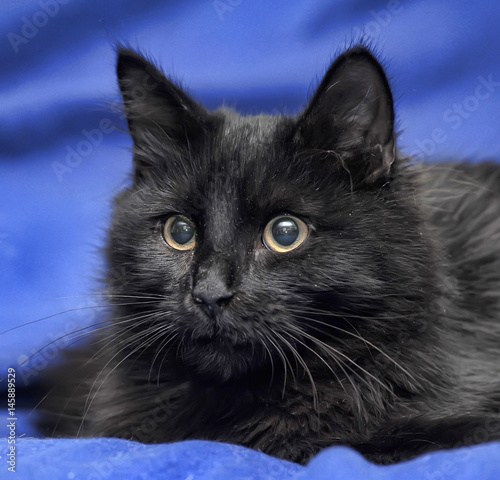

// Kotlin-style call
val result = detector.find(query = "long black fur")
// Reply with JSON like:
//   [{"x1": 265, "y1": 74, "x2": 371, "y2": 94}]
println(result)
[{"x1": 37, "y1": 46, "x2": 500, "y2": 465}]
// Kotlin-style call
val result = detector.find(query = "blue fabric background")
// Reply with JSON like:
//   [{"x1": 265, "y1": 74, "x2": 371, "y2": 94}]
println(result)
[{"x1": 1, "y1": 0, "x2": 500, "y2": 478}]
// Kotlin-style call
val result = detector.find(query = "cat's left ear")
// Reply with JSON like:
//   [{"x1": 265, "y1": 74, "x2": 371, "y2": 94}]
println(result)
[
  {"x1": 296, "y1": 47, "x2": 396, "y2": 186},
  {"x1": 117, "y1": 49, "x2": 211, "y2": 179}
]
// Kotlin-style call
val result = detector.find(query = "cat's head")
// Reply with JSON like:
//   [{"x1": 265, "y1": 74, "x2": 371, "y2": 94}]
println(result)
[{"x1": 109, "y1": 47, "x2": 438, "y2": 385}]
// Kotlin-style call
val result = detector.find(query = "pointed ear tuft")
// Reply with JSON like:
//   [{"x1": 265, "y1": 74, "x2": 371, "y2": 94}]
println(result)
[
  {"x1": 297, "y1": 47, "x2": 396, "y2": 187},
  {"x1": 116, "y1": 48, "x2": 210, "y2": 179}
]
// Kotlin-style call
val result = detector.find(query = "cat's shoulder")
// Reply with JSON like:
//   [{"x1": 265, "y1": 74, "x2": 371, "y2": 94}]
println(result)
[
  {"x1": 412, "y1": 159, "x2": 500, "y2": 195},
  {"x1": 412, "y1": 159, "x2": 500, "y2": 303},
  {"x1": 410, "y1": 160, "x2": 500, "y2": 217}
]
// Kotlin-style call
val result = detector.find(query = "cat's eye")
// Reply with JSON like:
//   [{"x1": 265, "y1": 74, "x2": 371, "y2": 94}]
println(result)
[
  {"x1": 163, "y1": 215, "x2": 196, "y2": 251},
  {"x1": 263, "y1": 215, "x2": 308, "y2": 253}
]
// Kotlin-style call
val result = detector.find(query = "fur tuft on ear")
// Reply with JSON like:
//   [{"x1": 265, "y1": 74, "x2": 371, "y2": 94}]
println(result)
[
  {"x1": 116, "y1": 48, "x2": 210, "y2": 180},
  {"x1": 296, "y1": 47, "x2": 396, "y2": 187}
]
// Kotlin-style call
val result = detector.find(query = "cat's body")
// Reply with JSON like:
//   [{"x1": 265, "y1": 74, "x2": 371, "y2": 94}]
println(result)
[{"x1": 38, "y1": 47, "x2": 500, "y2": 465}]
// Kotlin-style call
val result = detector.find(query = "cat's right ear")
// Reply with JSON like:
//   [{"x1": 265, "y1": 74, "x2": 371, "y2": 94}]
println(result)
[
  {"x1": 294, "y1": 47, "x2": 396, "y2": 188},
  {"x1": 117, "y1": 49, "x2": 210, "y2": 179}
]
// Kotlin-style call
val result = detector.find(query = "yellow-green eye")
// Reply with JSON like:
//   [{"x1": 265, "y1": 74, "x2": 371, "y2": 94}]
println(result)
[
  {"x1": 263, "y1": 215, "x2": 308, "y2": 253},
  {"x1": 163, "y1": 215, "x2": 196, "y2": 251}
]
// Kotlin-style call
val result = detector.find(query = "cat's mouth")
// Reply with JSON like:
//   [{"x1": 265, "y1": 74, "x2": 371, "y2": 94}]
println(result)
[
  {"x1": 191, "y1": 334, "x2": 251, "y2": 353},
  {"x1": 178, "y1": 329, "x2": 266, "y2": 382}
]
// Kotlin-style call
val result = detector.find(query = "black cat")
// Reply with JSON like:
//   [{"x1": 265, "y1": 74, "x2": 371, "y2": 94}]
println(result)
[{"x1": 38, "y1": 46, "x2": 500, "y2": 465}]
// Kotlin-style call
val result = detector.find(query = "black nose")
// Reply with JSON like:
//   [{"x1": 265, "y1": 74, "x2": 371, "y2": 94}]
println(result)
[
  {"x1": 192, "y1": 255, "x2": 235, "y2": 318},
  {"x1": 193, "y1": 286, "x2": 234, "y2": 318}
]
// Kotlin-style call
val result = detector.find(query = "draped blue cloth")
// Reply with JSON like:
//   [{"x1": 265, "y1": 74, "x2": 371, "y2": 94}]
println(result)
[{"x1": 10, "y1": 439, "x2": 500, "y2": 480}]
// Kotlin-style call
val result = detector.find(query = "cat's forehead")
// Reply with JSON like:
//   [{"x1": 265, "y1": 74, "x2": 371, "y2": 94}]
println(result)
[
  {"x1": 152, "y1": 109, "x2": 328, "y2": 223},
  {"x1": 217, "y1": 110, "x2": 283, "y2": 155},
  {"x1": 195, "y1": 111, "x2": 329, "y2": 223},
  {"x1": 213, "y1": 110, "x2": 293, "y2": 185}
]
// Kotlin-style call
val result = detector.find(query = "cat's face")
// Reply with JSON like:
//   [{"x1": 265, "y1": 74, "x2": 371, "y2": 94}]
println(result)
[{"x1": 109, "y1": 48, "x2": 438, "y2": 383}]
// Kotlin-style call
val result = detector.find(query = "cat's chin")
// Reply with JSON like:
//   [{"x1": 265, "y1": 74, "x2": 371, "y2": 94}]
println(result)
[{"x1": 179, "y1": 336, "x2": 265, "y2": 383}]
